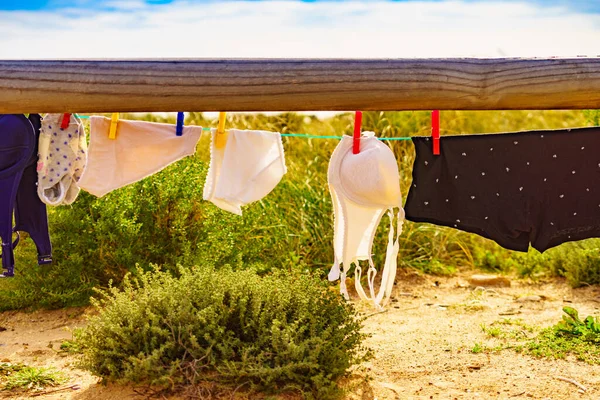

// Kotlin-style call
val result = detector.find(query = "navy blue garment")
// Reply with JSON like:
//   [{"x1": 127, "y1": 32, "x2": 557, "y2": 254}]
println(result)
[
  {"x1": 405, "y1": 127, "x2": 600, "y2": 253},
  {"x1": 13, "y1": 114, "x2": 52, "y2": 265},
  {"x1": 0, "y1": 115, "x2": 36, "y2": 276}
]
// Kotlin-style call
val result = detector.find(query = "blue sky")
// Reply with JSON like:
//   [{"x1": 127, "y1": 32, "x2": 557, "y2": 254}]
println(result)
[
  {"x1": 2, "y1": 0, "x2": 600, "y2": 12},
  {"x1": 1, "y1": 0, "x2": 599, "y2": 58},
  {"x1": 0, "y1": 0, "x2": 175, "y2": 10}
]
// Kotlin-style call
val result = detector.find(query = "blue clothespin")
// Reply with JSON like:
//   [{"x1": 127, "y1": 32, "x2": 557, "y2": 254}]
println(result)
[{"x1": 176, "y1": 112, "x2": 184, "y2": 136}]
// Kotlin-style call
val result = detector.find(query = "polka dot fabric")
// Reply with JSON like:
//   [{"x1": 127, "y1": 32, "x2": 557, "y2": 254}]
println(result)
[
  {"x1": 37, "y1": 114, "x2": 87, "y2": 206},
  {"x1": 404, "y1": 127, "x2": 600, "y2": 252}
]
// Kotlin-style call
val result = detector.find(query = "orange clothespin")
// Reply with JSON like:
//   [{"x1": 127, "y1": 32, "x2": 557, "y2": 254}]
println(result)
[
  {"x1": 214, "y1": 112, "x2": 228, "y2": 149},
  {"x1": 353, "y1": 111, "x2": 362, "y2": 154},
  {"x1": 109, "y1": 113, "x2": 119, "y2": 140},
  {"x1": 432, "y1": 110, "x2": 440, "y2": 155}
]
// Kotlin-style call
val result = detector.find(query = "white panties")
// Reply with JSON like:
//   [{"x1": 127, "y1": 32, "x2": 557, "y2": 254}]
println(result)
[
  {"x1": 78, "y1": 116, "x2": 203, "y2": 197},
  {"x1": 37, "y1": 114, "x2": 87, "y2": 205},
  {"x1": 203, "y1": 128, "x2": 287, "y2": 215}
]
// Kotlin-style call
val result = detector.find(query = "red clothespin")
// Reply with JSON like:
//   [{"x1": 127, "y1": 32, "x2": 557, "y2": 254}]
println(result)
[
  {"x1": 61, "y1": 113, "x2": 71, "y2": 129},
  {"x1": 353, "y1": 111, "x2": 363, "y2": 154},
  {"x1": 432, "y1": 110, "x2": 440, "y2": 155}
]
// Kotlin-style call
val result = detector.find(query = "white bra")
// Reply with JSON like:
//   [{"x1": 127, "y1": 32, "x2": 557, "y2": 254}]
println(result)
[{"x1": 328, "y1": 132, "x2": 405, "y2": 309}]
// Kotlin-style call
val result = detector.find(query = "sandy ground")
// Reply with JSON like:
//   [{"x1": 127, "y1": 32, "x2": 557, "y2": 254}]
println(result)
[{"x1": 0, "y1": 271, "x2": 599, "y2": 399}]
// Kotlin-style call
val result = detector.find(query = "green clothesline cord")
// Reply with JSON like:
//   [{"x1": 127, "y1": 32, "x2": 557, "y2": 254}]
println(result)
[
  {"x1": 281, "y1": 133, "x2": 411, "y2": 141},
  {"x1": 74, "y1": 114, "x2": 413, "y2": 141}
]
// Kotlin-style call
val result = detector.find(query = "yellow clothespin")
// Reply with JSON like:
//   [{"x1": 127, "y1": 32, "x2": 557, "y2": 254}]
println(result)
[
  {"x1": 214, "y1": 112, "x2": 228, "y2": 149},
  {"x1": 109, "y1": 113, "x2": 119, "y2": 140}
]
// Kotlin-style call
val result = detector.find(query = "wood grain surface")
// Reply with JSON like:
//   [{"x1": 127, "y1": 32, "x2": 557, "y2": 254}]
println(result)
[{"x1": 1, "y1": 58, "x2": 599, "y2": 113}]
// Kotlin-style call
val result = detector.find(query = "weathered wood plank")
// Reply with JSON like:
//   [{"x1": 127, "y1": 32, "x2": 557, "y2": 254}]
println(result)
[{"x1": 0, "y1": 58, "x2": 599, "y2": 113}]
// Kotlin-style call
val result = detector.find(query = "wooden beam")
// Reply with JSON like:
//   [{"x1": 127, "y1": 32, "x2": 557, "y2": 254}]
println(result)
[{"x1": 1, "y1": 58, "x2": 600, "y2": 113}]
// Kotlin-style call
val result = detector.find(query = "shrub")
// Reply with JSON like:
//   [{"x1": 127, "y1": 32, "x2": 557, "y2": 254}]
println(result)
[
  {"x1": 544, "y1": 240, "x2": 600, "y2": 287},
  {"x1": 76, "y1": 266, "x2": 371, "y2": 399},
  {"x1": 482, "y1": 239, "x2": 600, "y2": 287}
]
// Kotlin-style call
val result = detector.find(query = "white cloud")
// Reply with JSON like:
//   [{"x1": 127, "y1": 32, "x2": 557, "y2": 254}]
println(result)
[{"x1": 0, "y1": 0, "x2": 599, "y2": 59}]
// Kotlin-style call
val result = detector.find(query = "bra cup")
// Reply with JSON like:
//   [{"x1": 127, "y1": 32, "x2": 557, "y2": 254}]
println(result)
[{"x1": 338, "y1": 139, "x2": 402, "y2": 208}]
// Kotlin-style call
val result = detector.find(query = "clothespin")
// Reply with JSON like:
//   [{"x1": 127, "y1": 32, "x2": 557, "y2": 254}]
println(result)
[
  {"x1": 176, "y1": 112, "x2": 184, "y2": 136},
  {"x1": 432, "y1": 110, "x2": 440, "y2": 156},
  {"x1": 60, "y1": 113, "x2": 71, "y2": 129},
  {"x1": 215, "y1": 112, "x2": 228, "y2": 149},
  {"x1": 353, "y1": 111, "x2": 363, "y2": 154},
  {"x1": 109, "y1": 113, "x2": 119, "y2": 140}
]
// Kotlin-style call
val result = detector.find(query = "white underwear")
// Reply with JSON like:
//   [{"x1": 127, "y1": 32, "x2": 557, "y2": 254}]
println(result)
[
  {"x1": 78, "y1": 116, "x2": 203, "y2": 197},
  {"x1": 37, "y1": 114, "x2": 87, "y2": 206},
  {"x1": 328, "y1": 133, "x2": 405, "y2": 309},
  {"x1": 203, "y1": 128, "x2": 287, "y2": 215}
]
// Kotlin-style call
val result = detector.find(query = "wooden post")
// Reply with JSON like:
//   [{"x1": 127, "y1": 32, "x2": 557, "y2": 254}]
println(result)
[{"x1": 1, "y1": 58, "x2": 600, "y2": 113}]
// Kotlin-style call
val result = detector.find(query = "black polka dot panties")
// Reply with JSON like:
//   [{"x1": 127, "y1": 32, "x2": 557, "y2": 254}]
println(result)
[{"x1": 404, "y1": 127, "x2": 600, "y2": 252}]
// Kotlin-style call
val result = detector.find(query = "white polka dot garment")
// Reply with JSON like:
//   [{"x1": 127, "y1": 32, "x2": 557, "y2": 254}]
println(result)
[{"x1": 36, "y1": 114, "x2": 87, "y2": 206}]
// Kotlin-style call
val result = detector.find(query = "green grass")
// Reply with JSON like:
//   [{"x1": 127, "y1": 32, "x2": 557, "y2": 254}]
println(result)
[
  {"x1": 59, "y1": 339, "x2": 82, "y2": 355},
  {"x1": 0, "y1": 363, "x2": 66, "y2": 391},
  {"x1": 481, "y1": 318, "x2": 536, "y2": 341},
  {"x1": 478, "y1": 309, "x2": 600, "y2": 365},
  {"x1": 471, "y1": 343, "x2": 483, "y2": 354},
  {"x1": 527, "y1": 329, "x2": 600, "y2": 364},
  {"x1": 526, "y1": 307, "x2": 600, "y2": 364},
  {"x1": 3, "y1": 110, "x2": 600, "y2": 310}
]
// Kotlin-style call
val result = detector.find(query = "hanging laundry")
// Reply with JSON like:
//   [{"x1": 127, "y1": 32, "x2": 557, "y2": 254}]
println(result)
[
  {"x1": 37, "y1": 114, "x2": 87, "y2": 205},
  {"x1": 203, "y1": 128, "x2": 287, "y2": 215},
  {"x1": 78, "y1": 116, "x2": 203, "y2": 197},
  {"x1": 328, "y1": 132, "x2": 405, "y2": 308},
  {"x1": 405, "y1": 127, "x2": 600, "y2": 252},
  {"x1": 0, "y1": 115, "x2": 36, "y2": 277},
  {"x1": 14, "y1": 114, "x2": 52, "y2": 266}
]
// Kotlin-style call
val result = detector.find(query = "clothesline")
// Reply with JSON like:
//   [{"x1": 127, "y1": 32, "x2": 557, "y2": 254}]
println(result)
[{"x1": 75, "y1": 115, "x2": 413, "y2": 141}]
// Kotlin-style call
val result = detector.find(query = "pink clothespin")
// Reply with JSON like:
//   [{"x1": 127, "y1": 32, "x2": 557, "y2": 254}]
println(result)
[
  {"x1": 61, "y1": 113, "x2": 71, "y2": 129},
  {"x1": 353, "y1": 111, "x2": 363, "y2": 154},
  {"x1": 432, "y1": 110, "x2": 440, "y2": 156}
]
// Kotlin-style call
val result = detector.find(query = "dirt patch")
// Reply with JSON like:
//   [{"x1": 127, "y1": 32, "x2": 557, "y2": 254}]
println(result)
[
  {"x1": 0, "y1": 307, "x2": 134, "y2": 400},
  {"x1": 349, "y1": 271, "x2": 600, "y2": 400},
  {"x1": 0, "y1": 273, "x2": 599, "y2": 399}
]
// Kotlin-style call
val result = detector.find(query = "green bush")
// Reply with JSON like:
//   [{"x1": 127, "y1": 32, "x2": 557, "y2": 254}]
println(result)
[
  {"x1": 543, "y1": 240, "x2": 600, "y2": 287},
  {"x1": 77, "y1": 266, "x2": 370, "y2": 399},
  {"x1": 472, "y1": 238, "x2": 600, "y2": 287}
]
